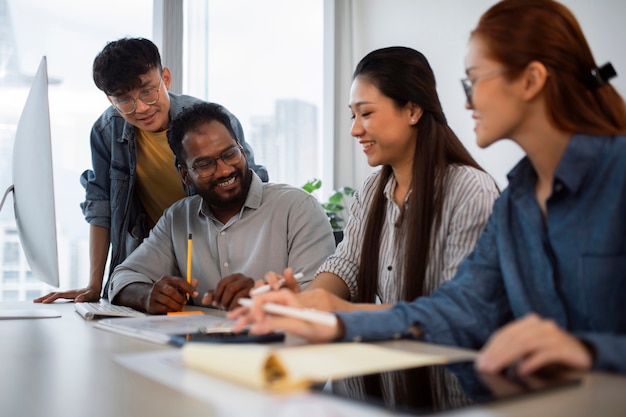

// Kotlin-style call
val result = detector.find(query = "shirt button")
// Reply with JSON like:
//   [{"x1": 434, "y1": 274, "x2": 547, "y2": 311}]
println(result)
[
  {"x1": 554, "y1": 183, "x2": 563, "y2": 192},
  {"x1": 387, "y1": 265, "x2": 392, "y2": 271},
  {"x1": 223, "y1": 262, "x2": 229, "y2": 268},
  {"x1": 220, "y1": 231, "x2": 226, "y2": 236}
]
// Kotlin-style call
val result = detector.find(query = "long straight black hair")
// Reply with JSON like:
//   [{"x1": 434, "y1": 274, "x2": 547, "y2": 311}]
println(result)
[{"x1": 355, "y1": 47, "x2": 486, "y2": 303}]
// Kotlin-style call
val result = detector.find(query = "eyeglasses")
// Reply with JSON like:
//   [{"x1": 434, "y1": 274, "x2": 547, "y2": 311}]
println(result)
[
  {"x1": 186, "y1": 145, "x2": 244, "y2": 178},
  {"x1": 461, "y1": 70, "x2": 506, "y2": 107},
  {"x1": 111, "y1": 78, "x2": 163, "y2": 114}
]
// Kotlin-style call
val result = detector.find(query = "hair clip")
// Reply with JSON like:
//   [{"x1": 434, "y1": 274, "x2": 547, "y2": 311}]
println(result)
[{"x1": 588, "y1": 62, "x2": 617, "y2": 89}]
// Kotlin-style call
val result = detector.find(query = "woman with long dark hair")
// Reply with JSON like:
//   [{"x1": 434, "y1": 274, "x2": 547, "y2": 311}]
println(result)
[{"x1": 264, "y1": 46, "x2": 498, "y2": 313}]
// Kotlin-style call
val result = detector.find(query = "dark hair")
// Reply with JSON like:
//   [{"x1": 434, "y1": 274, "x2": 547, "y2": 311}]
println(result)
[
  {"x1": 93, "y1": 37, "x2": 162, "y2": 96},
  {"x1": 472, "y1": 0, "x2": 626, "y2": 134},
  {"x1": 167, "y1": 102, "x2": 239, "y2": 164},
  {"x1": 355, "y1": 46, "x2": 488, "y2": 303}
]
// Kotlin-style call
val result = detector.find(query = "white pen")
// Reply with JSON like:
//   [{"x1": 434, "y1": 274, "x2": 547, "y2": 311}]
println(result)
[
  {"x1": 249, "y1": 272, "x2": 304, "y2": 296},
  {"x1": 238, "y1": 297, "x2": 337, "y2": 327}
]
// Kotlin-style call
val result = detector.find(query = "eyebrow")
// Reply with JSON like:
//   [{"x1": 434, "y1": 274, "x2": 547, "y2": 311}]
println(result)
[{"x1": 348, "y1": 101, "x2": 374, "y2": 109}]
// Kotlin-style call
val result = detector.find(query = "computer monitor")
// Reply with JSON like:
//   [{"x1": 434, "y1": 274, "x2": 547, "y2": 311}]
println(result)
[{"x1": 0, "y1": 56, "x2": 59, "y2": 288}]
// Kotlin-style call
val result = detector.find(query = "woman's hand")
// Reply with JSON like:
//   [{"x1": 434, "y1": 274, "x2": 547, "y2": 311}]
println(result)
[
  {"x1": 228, "y1": 289, "x2": 344, "y2": 343},
  {"x1": 476, "y1": 313, "x2": 593, "y2": 375}
]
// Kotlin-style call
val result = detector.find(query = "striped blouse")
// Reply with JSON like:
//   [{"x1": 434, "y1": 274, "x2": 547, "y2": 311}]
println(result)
[{"x1": 316, "y1": 164, "x2": 499, "y2": 302}]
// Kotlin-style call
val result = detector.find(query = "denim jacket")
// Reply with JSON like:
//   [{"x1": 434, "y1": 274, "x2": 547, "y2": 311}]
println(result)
[{"x1": 80, "y1": 92, "x2": 268, "y2": 295}]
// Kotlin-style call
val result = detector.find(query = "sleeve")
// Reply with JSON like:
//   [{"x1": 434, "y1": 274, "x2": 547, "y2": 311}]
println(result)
[
  {"x1": 226, "y1": 109, "x2": 269, "y2": 182},
  {"x1": 107, "y1": 207, "x2": 180, "y2": 300},
  {"x1": 79, "y1": 119, "x2": 113, "y2": 229},
  {"x1": 285, "y1": 192, "x2": 337, "y2": 289},
  {"x1": 439, "y1": 170, "x2": 499, "y2": 284},
  {"x1": 575, "y1": 332, "x2": 626, "y2": 374},
  {"x1": 337, "y1": 204, "x2": 513, "y2": 349},
  {"x1": 315, "y1": 176, "x2": 373, "y2": 300}
]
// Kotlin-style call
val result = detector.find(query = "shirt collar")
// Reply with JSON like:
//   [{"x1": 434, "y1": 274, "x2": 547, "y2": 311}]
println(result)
[{"x1": 506, "y1": 133, "x2": 609, "y2": 195}]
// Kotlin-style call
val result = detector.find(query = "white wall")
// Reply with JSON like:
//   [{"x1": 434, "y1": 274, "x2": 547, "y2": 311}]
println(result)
[{"x1": 336, "y1": 0, "x2": 626, "y2": 189}]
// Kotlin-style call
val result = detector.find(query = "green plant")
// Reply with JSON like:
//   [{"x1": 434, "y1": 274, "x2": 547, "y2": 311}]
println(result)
[{"x1": 302, "y1": 179, "x2": 355, "y2": 231}]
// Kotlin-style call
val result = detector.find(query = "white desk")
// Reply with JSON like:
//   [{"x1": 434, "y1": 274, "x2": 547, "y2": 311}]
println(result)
[{"x1": 1, "y1": 302, "x2": 625, "y2": 417}]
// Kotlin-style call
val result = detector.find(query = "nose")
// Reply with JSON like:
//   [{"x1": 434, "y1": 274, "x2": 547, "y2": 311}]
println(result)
[
  {"x1": 351, "y1": 118, "x2": 364, "y2": 139},
  {"x1": 135, "y1": 98, "x2": 151, "y2": 113},
  {"x1": 215, "y1": 157, "x2": 234, "y2": 176}
]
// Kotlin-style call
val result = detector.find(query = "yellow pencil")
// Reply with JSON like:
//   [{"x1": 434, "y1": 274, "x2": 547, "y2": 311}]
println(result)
[{"x1": 186, "y1": 232, "x2": 193, "y2": 300}]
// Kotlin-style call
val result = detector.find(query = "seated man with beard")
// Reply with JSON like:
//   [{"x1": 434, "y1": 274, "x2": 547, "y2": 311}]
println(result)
[{"x1": 108, "y1": 102, "x2": 335, "y2": 314}]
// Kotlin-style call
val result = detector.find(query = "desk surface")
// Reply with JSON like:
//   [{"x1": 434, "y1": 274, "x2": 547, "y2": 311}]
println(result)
[{"x1": 1, "y1": 302, "x2": 625, "y2": 417}]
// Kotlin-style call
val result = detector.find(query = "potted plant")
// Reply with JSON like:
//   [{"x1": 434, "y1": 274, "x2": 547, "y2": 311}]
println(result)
[{"x1": 302, "y1": 179, "x2": 355, "y2": 246}]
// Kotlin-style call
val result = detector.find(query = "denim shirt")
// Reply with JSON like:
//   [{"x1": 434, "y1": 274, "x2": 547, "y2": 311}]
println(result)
[
  {"x1": 338, "y1": 133, "x2": 626, "y2": 374},
  {"x1": 80, "y1": 92, "x2": 268, "y2": 295}
]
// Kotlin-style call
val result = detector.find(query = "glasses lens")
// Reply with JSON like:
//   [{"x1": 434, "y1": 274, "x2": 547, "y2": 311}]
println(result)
[
  {"x1": 191, "y1": 146, "x2": 243, "y2": 178},
  {"x1": 461, "y1": 79, "x2": 472, "y2": 106},
  {"x1": 223, "y1": 147, "x2": 243, "y2": 164},
  {"x1": 114, "y1": 97, "x2": 136, "y2": 114},
  {"x1": 139, "y1": 88, "x2": 159, "y2": 105}
]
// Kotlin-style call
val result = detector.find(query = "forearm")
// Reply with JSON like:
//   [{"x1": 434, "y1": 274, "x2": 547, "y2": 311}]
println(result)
[
  {"x1": 111, "y1": 282, "x2": 152, "y2": 312},
  {"x1": 306, "y1": 272, "x2": 350, "y2": 299},
  {"x1": 89, "y1": 225, "x2": 110, "y2": 293}
]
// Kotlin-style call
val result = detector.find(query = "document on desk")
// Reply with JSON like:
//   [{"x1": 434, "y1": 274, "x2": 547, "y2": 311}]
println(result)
[
  {"x1": 181, "y1": 342, "x2": 448, "y2": 391},
  {"x1": 94, "y1": 313, "x2": 236, "y2": 344}
]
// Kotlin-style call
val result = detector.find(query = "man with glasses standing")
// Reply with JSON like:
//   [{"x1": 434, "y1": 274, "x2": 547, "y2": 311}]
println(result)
[
  {"x1": 108, "y1": 102, "x2": 335, "y2": 314},
  {"x1": 35, "y1": 37, "x2": 268, "y2": 304}
]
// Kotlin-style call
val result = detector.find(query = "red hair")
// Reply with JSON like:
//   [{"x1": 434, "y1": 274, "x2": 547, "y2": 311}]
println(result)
[{"x1": 472, "y1": 0, "x2": 626, "y2": 134}]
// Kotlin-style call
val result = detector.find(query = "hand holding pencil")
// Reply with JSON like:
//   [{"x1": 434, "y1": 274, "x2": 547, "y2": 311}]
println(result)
[{"x1": 250, "y1": 268, "x2": 303, "y2": 296}]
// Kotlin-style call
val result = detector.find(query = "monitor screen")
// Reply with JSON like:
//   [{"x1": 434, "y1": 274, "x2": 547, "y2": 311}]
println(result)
[{"x1": 8, "y1": 56, "x2": 59, "y2": 287}]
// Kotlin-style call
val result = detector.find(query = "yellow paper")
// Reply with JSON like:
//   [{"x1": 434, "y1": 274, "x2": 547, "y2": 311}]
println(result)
[{"x1": 182, "y1": 342, "x2": 447, "y2": 391}]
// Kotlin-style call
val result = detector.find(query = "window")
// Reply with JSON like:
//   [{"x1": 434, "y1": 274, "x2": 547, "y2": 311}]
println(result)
[
  {"x1": 183, "y1": 0, "x2": 325, "y2": 189},
  {"x1": 0, "y1": 0, "x2": 152, "y2": 300}
]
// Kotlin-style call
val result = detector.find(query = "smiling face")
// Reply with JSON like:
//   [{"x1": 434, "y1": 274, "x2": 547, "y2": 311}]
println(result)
[
  {"x1": 107, "y1": 67, "x2": 172, "y2": 132},
  {"x1": 464, "y1": 36, "x2": 528, "y2": 148},
  {"x1": 179, "y1": 120, "x2": 251, "y2": 217},
  {"x1": 349, "y1": 76, "x2": 420, "y2": 170}
]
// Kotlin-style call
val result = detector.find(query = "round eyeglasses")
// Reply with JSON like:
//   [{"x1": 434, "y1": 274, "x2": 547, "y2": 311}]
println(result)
[
  {"x1": 187, "y1": 145, "x2": 244, "y2": 178},
  {"x1": 112, "y1": 78, "x2": 162, "y2": 114}
]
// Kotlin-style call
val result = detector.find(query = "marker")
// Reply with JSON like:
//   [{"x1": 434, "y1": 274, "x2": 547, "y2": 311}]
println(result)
[
  {"x1": 186, "y1": 233, "x2": 193, "y2": 300},
  {"x1": 238, "y1": 297, "x2": 337, "y2": 327},
  {"x1": 249, "y1": 272, "x2": 304, "y2": 296}
]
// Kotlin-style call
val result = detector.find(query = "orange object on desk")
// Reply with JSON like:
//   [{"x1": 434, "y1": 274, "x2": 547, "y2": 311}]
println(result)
[{"x1": 167, "y1": 311, "x2": 204, "y2": 316}]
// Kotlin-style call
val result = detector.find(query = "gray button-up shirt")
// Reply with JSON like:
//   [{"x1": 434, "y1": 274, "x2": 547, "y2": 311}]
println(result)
[{"x1": 108, "y1": 172, "x2": 336, "y2": 301}]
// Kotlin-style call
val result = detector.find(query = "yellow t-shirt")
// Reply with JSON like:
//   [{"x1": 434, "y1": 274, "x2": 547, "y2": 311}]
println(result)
[{"x1": 135, "y1": 129, "x2": 186, "y2": 228}]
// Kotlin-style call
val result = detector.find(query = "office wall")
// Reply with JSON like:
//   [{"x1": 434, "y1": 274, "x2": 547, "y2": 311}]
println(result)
[{"x1": 338, "y1": 0, "x2": 626, "y2": 188}]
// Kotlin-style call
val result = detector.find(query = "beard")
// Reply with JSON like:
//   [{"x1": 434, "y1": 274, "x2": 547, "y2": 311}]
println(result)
[{"x1": 197, "y1": 163, "x2": 253, "y2": 211}]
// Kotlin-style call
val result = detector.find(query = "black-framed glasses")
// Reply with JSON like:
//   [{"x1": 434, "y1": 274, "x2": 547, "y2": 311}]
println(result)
[
  {"x1": 112, "y1": 78, "x2": 163, "y2": 114},
  {"x1": 460, "y1": 70, "x2": 506, "y2": 107},
  {"x1": 186, "y1": 145, "x2": 244, "y2": 178}
]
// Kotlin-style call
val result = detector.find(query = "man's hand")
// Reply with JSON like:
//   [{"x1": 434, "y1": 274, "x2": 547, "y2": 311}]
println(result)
[
  {"x1": 476, "y1": 313, "x2": 593, "y2": 375},
  {"x1": 145, "y1": 276, "x2": 198, "y2": 314},
  {"x1": 202, "y1": 273, "x2": 254, "y2": 311},
  {"x1": 33, "y1": 287, "x2": 101, "y2": 304}
]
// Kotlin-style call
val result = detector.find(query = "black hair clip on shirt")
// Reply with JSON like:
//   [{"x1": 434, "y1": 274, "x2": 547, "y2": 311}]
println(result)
[{"x1": 588, "y1": 62, "x2": 617, "y2": 89}]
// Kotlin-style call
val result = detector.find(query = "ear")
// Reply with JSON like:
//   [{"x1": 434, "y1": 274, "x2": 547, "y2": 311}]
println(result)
[
  {"x1": 177, "y1": 163, "x2": 192, "y2": 186},
  {"x1": 162, "y1": 67, "x2": 172, "y2": 90},
  {"x1": 522, "y1": 61, "x2": 548, "y2": 101},
  {"x1": 407, "y1": 103, "x2": 424, "y2": 125}
]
